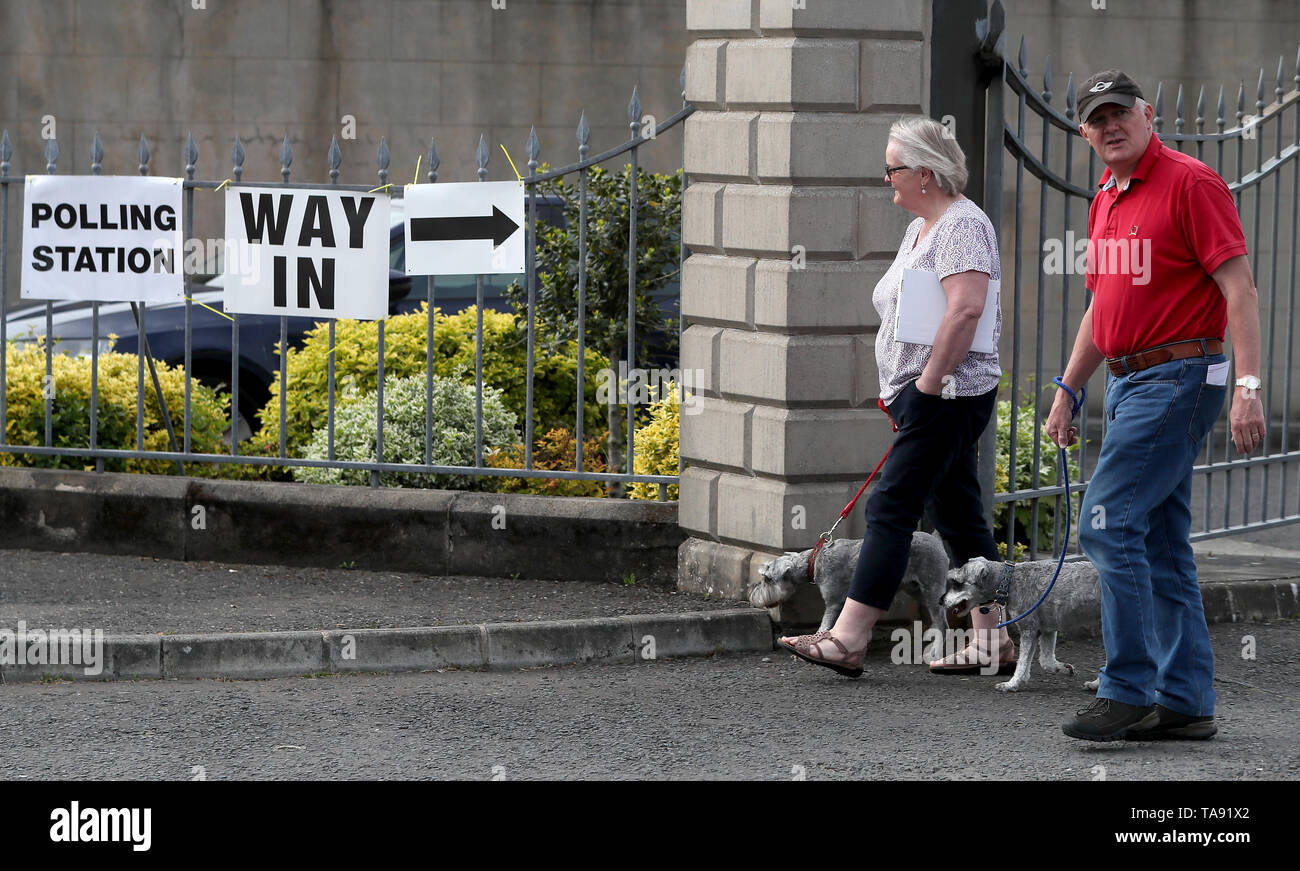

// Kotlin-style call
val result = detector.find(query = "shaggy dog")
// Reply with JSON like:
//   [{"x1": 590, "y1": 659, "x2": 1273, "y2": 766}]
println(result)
[
  {"x1": 749, "y1": 531, "x2": 951, "y2": 662},
  {"x1": 943, "y1": 556, "x2": 1103, "y2": 692}
]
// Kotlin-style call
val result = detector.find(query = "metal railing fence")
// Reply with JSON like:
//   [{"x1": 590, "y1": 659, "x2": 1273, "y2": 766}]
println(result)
[
  {"x1": 978, "y1": 0, "x2": 1300, "y2": 558},
  {"x1": 0, "y1": 79, "x2": 693, "y2": 499}
]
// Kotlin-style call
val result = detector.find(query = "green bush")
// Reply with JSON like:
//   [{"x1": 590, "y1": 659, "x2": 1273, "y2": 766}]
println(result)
[
  {"x1": 252, "y1": 304, "x2": 607, "y2": 460},
  {"x1": 2, "y1": 342, "x2": 228, "y2": 474},
  {"x1": 506, "y1": 163, "x2": 683, "y2": 476},
  {"x1": 628, "y1": 384, "x2": 681, "y2": 501},
  {"x1": 294, "y1": 373, "x2": 517, "y2": 488},
  {"x1": 994, "y1": 381, "x2": 1082, "y2": 554}
]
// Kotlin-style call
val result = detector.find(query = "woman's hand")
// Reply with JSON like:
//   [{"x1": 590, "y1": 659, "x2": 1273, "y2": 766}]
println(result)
[{"x1": 914, "y1": 374, "x2": 945, "y2": 395}]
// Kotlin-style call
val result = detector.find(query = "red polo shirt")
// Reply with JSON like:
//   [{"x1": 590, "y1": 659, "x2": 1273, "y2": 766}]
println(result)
[{"x1": 1086, "y1": 133, "x2": 1247, "y2": 358}]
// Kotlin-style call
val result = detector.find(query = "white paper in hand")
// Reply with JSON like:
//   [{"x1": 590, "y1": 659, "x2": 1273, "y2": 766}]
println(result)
[{"x1": 895, "y1": 268, "x2": 999, "y2": 355}]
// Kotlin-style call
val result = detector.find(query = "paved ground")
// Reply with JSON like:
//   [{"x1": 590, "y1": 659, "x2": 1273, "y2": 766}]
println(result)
[
  {"x1": 0, "y1": 549, "x2": 735, "y2": 635},
  {"x1": 1, "y1": 621, "x2": 1294, "y2": 780}
]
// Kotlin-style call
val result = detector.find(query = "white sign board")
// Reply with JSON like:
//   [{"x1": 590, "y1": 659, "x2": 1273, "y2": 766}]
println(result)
[
  {"x1": 21, "y1": 175, "x2": 184, "y2": 302},
  {"x1": 222, "y1": 187, "x2": 390, "y2": 320},
  {"x1": 403, "y1": 180, "x2": 525, "y2": 275}
]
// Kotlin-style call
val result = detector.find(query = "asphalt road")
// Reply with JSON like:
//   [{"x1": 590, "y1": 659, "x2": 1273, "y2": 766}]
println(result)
[{"x1": 1, "y1": 621, "x2": 1294, "y2": 780}]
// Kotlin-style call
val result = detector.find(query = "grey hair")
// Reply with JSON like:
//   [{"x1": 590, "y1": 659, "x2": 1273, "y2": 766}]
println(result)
[{"x1": 888, "y1": 115, "x2": 968, "y2": 195}]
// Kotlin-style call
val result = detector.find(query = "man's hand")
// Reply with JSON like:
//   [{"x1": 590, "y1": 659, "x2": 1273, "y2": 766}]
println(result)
[
  {"x1": 1044, "y1": 387, "x2": 1079, "y2": 448},
  {"x1": 1213, "y1": 256, "x2": 1264, "y2": 454},
  {"x1": 1230, "y1": 386, "x2": 1266, "y2": 454}
]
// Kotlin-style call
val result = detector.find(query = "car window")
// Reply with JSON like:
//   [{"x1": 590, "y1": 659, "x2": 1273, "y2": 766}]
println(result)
[{"x1": 389, "y1": 232, "x2": 405, "y2": 271}]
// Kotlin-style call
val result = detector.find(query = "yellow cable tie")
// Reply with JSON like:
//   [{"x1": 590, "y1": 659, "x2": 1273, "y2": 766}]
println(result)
[
  {"x1": 413, "y1": 154, "x2": 422, "y2": 185},
  {"x1": 368, "y1": 183, "x2": 393, "y2": 194},
  {"x1": 185, "y1": 296, "x2": 234, "y2": 322},
  {"x1": 499, "y1": 144, "x2": 523, "y2": 183},
  {"x1": 213, "y1": 178, "x2": 231, "y2": 192}
]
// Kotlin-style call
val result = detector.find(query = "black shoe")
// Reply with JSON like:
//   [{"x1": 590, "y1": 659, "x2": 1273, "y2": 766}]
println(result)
[
  {"x1": 1061, "y1": 697, "x2": 1154, "y2": 742},
  {"x1": 1124, "y1": 704, "x2": 1217, "y2": 741}
]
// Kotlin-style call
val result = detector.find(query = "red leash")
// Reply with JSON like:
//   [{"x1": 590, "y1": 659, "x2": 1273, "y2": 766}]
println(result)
[{"x1": 806, "y1": 398, "x2": 899, "y2": 583}]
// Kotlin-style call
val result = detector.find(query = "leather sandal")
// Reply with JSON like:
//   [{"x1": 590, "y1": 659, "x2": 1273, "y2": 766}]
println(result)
[
  {"x1": 928, "y1": 636, "x2": 1016, "y2": 675},
  {"x1": 778, "y1": 630, "x2": 866, "y2": 678}
]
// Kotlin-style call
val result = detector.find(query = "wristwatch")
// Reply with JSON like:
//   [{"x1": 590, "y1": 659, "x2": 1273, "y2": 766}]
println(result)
[{"x1": 1235, "y1": 375, "x2": 1262, "y2": 391}]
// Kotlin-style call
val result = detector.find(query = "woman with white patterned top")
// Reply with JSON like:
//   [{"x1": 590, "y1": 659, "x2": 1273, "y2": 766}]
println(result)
[{"x1": 779, "y1": 115, "x2": 1009, "y2": 678}]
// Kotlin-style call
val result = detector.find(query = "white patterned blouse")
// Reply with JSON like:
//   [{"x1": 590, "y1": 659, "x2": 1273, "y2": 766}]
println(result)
[{"x1": 871, "y1": 196, "x2": 1003, "y2": 405}]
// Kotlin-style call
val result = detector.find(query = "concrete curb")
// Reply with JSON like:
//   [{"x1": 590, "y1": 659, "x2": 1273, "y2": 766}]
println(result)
[
  {"x1": 1202, "y1": 579, "x2": 1300, "y2": 623},
  {"x1": 0, "y1": 609, "x2": 776, "y2": 683}
]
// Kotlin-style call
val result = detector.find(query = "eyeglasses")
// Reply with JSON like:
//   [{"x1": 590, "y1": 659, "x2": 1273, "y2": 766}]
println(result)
[{"x1": 884, "y1": 164, "x2": 911, "y2": 181}]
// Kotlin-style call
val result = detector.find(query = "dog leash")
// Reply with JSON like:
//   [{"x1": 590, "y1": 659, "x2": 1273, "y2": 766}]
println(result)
[
  {"x1": 993, "y1": 376, "x2": 1085, "y2": 627},
  {"x1": 807, "y1": 398, "x2": 899, "y2": 584}
]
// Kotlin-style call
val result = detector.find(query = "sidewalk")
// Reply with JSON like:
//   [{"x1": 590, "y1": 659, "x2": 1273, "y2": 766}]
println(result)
[{"x1": 0, "y1": 544, "x2": 1295, "y2": 682}]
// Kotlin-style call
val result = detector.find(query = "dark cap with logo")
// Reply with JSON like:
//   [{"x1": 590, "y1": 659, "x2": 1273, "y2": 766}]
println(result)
[{"x1": 1076, "y1": 70, "x2": 1144, "y2": 123}]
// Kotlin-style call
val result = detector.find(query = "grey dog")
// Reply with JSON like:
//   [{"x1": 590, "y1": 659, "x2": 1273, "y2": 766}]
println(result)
[
  {"x1": 749, "y1": 531, "x2": 951, "y2": 662},
  {"x1": 943, "y1": 556, "x2": 1103, "y2": 692}
]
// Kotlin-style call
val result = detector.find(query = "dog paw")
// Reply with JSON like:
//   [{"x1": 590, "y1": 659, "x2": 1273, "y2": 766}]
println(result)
[
  {"x1": 994, "y1": 681, "x2": 1021, "y2": 693},
  {"x1": 1083, "y1": 678, "x2": 1100, "y2": 691},
  {"x1": 1040, "y1": 663, "x2": 1075, "y2": 676}
]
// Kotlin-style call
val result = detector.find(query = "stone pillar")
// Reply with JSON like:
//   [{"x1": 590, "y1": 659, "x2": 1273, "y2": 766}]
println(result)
[{"x1": 678, "y1": 0, "x2": 929, "y2": 624}]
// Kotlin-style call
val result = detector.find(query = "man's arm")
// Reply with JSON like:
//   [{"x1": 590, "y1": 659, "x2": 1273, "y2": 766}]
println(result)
[
  {"x1": 1045, "y1": 304, "x2": 1106, "y2": 447},
  {"x1": 915, "y1": 270, "x2": 988, "y2": 395},
  {"x1": 1213, "y1": 254, "x2": 1266, "y2": 454}
]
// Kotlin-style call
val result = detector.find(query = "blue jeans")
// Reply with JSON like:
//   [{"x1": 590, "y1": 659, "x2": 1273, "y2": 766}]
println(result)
[{"x1": 1077, "y1": 354, "x2": 1227, "y2": 717}]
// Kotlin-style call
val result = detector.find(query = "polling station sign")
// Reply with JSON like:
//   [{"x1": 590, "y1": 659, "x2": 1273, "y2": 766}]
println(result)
[
  {"x1": 403, "y1": 181, "x2": 524, "y2": 276},
  {"x1": 222, "y1": 187, "x2": 390, "y2": 320},
  {"x1": 21, "y1": 175, "x2": 184, "y2": 302}
]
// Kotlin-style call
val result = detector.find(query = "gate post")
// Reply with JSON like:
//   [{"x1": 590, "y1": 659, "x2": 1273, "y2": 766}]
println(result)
[
  {"x1": 677, "y1": 0, "x2": 928, "y2": 621},
  {"x1": 975, "y1": 0, "x2": 1007, "y2": 527}
]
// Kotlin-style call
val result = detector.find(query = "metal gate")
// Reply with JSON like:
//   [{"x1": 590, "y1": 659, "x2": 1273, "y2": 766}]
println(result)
[{"x1": 975, "y1": 0, "x2": 1300, "y2": 558}]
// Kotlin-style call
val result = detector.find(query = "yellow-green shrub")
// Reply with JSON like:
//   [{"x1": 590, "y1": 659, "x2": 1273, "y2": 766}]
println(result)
[
  {"x1": 628, "y1": 384, "x2": 680, "y2": 501},
  {"x1": 2, "y1": 342, "x2": 228, "y2": 474},
  {"x1": 253, "y1": 304, "x2": 609, "y2": 458}
]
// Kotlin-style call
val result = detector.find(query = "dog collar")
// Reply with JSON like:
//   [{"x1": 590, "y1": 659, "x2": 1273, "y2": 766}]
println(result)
[
  {"x1": 807, "y1": 533, "x2": 832, "y2": 584},
  {"x1": 992, "y1": 561, "x2": 1015, "y2": 607}
]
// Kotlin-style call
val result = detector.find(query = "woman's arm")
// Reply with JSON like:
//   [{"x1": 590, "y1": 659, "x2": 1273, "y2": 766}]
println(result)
[{"x1": 915, "y1": 269, "x2": 988, "y2": 395}]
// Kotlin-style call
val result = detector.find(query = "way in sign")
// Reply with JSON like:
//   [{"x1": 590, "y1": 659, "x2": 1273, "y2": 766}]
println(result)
[
  {"x1": 238, "y1": 192, "x2": 374, "y2": 310},
  {"x1": 222, "y1": 187, "x2": 390, "y2": 320}
]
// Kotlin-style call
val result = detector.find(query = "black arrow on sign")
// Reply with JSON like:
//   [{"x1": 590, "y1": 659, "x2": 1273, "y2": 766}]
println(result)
[{"x1": 409, "y1": 206, "x2": 520, "y2": 247}]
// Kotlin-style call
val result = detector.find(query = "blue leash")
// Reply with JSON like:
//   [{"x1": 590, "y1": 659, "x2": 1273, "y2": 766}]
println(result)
[{"x1": 994, "y1": 376, "x2": 1086, "y2": 629}]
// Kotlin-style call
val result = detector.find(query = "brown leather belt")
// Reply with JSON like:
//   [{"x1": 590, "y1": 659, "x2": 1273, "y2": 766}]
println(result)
[{"x1": 1106, "y1": 339, "x2": 1223, "y2": 376}]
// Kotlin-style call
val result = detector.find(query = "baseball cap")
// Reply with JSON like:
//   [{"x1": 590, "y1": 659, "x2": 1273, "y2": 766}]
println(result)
[{"x1": 1076, "y1": 70, "x2": 1144, "y2": 123}]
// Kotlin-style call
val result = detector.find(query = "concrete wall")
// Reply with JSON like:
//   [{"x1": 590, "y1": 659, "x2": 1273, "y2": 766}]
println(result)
[
  {"x1": 0, "y1": 467, "x2": 685, "y2": 583},
  {"x1": 0, "y1": 0, "x2": 690, "y2": 303}
]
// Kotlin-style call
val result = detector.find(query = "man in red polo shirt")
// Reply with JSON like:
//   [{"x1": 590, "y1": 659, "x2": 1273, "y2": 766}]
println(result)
[{"x1": 1044, "y1": 70, "x2": 1265, "y2": 741}]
